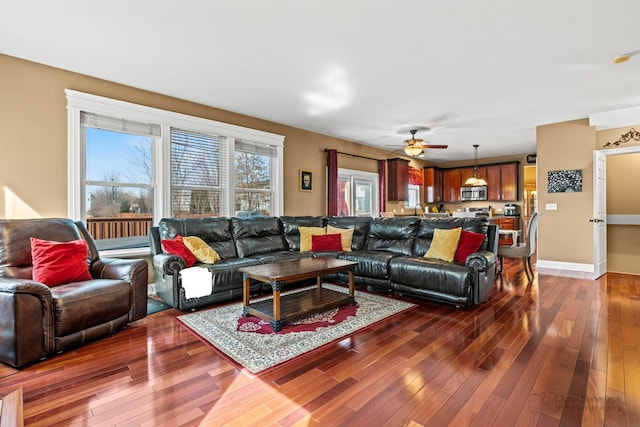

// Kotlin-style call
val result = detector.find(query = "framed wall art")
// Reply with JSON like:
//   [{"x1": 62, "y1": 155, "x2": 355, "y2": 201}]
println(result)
[
  {"x1": 547, "y1": 169, "x2": 582, "y2": 193},
  {"x1": 299, "y1": 170, "x2": 313, "y2": 192}
]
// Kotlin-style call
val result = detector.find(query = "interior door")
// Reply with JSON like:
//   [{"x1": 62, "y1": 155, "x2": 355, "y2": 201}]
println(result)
[{"x1": 593, "y1": 150, "x2": 607, "y2": 278}]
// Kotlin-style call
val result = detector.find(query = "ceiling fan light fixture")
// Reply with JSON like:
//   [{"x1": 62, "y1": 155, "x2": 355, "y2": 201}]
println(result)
[
  {"x1": 464, "y1": 144, "x2": 488, "y2": 186},
  {"x1": 404, "y1": 143, "x2": 423, "y2": 157}
]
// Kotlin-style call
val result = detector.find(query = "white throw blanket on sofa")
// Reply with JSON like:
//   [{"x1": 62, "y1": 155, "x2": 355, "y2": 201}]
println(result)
[{"x1": 180, "y1": 267, "x2": 213, "y2": 299}]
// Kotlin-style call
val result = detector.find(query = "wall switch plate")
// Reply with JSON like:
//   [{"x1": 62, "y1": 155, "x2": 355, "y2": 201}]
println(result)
[{"x1": 546, "y1": 203, "x2": 558, "y2": 211}]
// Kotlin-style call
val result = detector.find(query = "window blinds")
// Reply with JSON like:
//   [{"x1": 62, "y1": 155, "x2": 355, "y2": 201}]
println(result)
[{"x1": 80, "y1": 112, "x2": 160, "y2": 137}]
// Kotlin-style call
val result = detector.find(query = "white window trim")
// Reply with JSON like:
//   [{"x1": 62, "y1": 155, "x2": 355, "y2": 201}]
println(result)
[{"x1": 66, "y1": 89, "x2": 285, "y2": 257}]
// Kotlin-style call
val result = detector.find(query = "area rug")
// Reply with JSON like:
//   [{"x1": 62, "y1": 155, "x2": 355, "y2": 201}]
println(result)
[
  {"x1": 176, "y1": 284, "x2": 417, "y2": 374},
  {"x1": 237, "y1": 302, "x2": 358, "y2": 334}
]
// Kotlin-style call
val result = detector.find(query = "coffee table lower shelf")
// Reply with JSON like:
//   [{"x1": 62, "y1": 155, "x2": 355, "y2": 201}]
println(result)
[{"x1": 243, "y1": 287, "x2": 355, "y2": 331}]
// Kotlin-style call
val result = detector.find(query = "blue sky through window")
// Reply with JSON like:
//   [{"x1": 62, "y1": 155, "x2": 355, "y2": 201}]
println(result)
[{"x1": 86, "y1": 128, "x2": 152, "y2": 184}]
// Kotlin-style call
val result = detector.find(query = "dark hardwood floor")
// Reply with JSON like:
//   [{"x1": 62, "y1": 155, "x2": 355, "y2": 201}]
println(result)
[{"x1": 1, "y1": 258, "x2": 639, "y2": 426}]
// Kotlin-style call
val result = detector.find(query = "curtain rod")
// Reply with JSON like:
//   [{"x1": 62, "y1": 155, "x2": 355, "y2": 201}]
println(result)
[{"x1": 324, "y1": 148, "x2": 381, "y2": 162}]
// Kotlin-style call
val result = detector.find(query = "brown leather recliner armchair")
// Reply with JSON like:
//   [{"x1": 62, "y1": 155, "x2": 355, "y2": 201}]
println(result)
[{"x1": 0, "y1": 218, "x2": 148, "y2": 368}]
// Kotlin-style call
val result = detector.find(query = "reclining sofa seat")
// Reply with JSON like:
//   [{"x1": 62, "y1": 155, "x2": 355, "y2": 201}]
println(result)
[
  {"x1": 150, "y1": 217, "x2": 313, "y2": 311},
  {"x1": 389, "y1": 216, "x2": 497, "y2": 306},
  {"x1": 149, "y1": 215, "x2": 498, "y2": 312},
  {"x1": 0, "y1": 218, "x2": 148, "y2": 368}
]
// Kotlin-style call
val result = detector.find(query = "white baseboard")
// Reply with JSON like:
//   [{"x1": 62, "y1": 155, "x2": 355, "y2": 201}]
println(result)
[{"x1": 536, "y1": 260, "x2": 594, "y2": 273}]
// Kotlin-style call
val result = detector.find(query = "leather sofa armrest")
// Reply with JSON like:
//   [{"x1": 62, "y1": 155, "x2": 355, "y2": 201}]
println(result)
[
  {"x1": 0, "y1": 278, "x2": 54, "y2": 367},
  {"x1": 90, "y1": 258, "x2": 149, "y2": 322},
  {"x1": 152, "y1": 253, "x2": 186, "y2": 275},
  {"x1": 465, "y1": 250, "x2": 496, "y2": 272}
]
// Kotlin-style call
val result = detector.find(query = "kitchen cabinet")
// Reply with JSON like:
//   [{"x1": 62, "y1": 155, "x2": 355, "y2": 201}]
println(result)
[
  {"x1": 485, "y1": 162, "x2": 518, "y2": 201},
  {"x1": 442, "y1": 168, "x2": 461, "y2": 202},
  {"x1": 423, "y1": 166, "x2": 442, "y2": 203},
  {"x1": 491, "y1": 216, "x2": 520, "y2": 246},
  {"x1": 387, "y1": 158, "x2": 409, "y2": 201}
]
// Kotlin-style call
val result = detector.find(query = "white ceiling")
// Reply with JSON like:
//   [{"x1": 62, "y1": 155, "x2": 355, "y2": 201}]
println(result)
[{"x1": 3, "y1": 1, "x2": 640, "y2": 163}]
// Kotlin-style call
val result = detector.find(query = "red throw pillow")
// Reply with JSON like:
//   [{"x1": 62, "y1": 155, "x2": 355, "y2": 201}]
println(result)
[
  {"x1": 311, "y1": 233, "x2": 343, "y2": 252},
  {"x1": 30, "y1": 237, "x2": 93, "y2": 287},
  {"x1": 454, "y1": 229, "x2": 486, "y2": 263},
  {"x1": 161, "y1": 235, "x2": 197, "y2": 267}
]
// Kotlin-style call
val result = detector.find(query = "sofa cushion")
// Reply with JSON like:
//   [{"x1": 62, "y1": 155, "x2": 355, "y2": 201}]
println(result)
[
  {"x1": 364, "y1": 217, "x2": 420, "y2": 256},
  {"x1": 279, "y1": 216, "x2": 324, "y2": 251},
  {"x1": 339, "y1": 250, "x2": 398, "y2": 280},
  {"x1": 324, "y1": 216, "x2": 371, "y2": 251},
  {"x1": 160, "y1": 217, "x2": 238, "y2": 259},
  {"x1": 30, "y1": 237, "x2": 93, "y2": 286},
  {"x1": 312, "y1": 234, "x2": 343, "y2": 252},
  {"x1": 51, "y1": 279, "x2": 131, "y2": 336},
  {"x1": 162, "y1": 235, "x2": 197, "y2": 267},
  {"x1": 232, "y1": 217, "x2": 287, "y2": 258},
  {"x1": 424, "y1": 228, "x2": 462, "y2": 262},
  {"x1": 413, "y1": 217, "x2": 489, "y2": 257},
  {"x1": 326, "y1": 225, "x2": 354, "y2": 251},
  {"x1": 0, "y1": 218, "x2": 85, "y2": 280},
  {"x1": 389, "y1": 256, "x2": 473, "y2": 298},
  {"x1": 298, "y1": 226, "x2": 326, "y2": 252},
  {"x1": 183, "y1": 236, "x2": 221, "y2": 264},
  {"x1": 454, "y1": 229, "x2": 486, "y2": 263}
]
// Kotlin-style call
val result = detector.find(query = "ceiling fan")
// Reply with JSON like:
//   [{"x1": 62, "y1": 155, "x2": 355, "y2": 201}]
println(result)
[{"x1": 401, "y1": 129, "x2": 448, "y2": 157}]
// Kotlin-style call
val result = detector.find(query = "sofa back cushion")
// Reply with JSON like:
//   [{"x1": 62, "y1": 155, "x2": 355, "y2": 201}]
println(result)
[
  {"x1": 324, "y1": 216, "x2": 371, "y2": 251},
  {"x1": 0, "y1": 218, "x2": 84, "y2": 280},
  {"x1": 413, "y1": 217, "x2": 489, "y2": 257},
  {"x1": 365, "y1": 217, "x2": 420, "y2": 255},
  {"x1": 159, "y1": 217, "x2": 237, "y2": 259},
  {"x1": 232, "y1": 217, "x2": 287, "y2": 258},
  {"x1": 279, "y1": 216, "x2": 324, "y2": 251}
]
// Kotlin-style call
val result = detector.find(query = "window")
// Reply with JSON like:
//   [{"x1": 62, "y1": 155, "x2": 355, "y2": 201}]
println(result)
[
  {"x1": 170, "y1": 129, "x2": 228, "y2": 217},
  {"x1": 337, "y1": 168, "x2": 379, "y2": 217},
  {"x1": 405, "y1": 184, "x2": 421, "y2": 209},
  {"x1": 234, "y1": 139, "x2": 276, "y2": 217},
  {"x1": 67, "y1": 90, "x2": 284, "y2": 256}
]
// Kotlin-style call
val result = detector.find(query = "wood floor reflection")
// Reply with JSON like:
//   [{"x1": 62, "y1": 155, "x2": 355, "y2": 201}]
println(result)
[{"x1": 1, "y1": 259, "x2": 638, "y2": 426}]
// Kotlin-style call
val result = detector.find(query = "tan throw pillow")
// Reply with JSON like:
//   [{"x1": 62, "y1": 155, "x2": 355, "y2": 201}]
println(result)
[
  {"x1": 424, "y1": 228, "x2": 462, "y2": 262},
  {"x1": 183, "y1": 236, "x2": 221, "y2": 264},
  {"x1": 326, "y1": 225, "x2": 354, "y2": 252},
  {"x1": 299, "y1": 226, "x2": 326, "y2": 252}
]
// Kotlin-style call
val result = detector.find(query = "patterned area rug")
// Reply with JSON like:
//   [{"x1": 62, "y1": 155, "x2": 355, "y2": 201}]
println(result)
[{"x1": 177, "y1": 284, "x2": 417, "y2": 374}]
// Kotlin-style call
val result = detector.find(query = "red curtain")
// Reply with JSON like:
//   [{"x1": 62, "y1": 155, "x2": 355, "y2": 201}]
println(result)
[
  {"x1": 327, "y1": 149, "x2": 338, "y2": 216},
  {"x1": 409, "y1": 167, "x2": 423, "y2": 185},
  {"x1": 378, "y1": 159, "x2": 386, "y2": 215}
]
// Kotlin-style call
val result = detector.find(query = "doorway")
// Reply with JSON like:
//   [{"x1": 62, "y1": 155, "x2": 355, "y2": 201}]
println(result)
[{"x1": 593, "y1": 145, "x2": 640, "y2": 278}]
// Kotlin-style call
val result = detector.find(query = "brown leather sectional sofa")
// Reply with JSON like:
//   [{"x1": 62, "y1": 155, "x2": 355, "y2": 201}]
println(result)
[{"x1": 149, "y1": 215, "x2": 498, "y2": 312}]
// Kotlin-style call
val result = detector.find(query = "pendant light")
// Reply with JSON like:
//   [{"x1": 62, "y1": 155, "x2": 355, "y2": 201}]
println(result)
[{"x1": 464, "y1": 144, "x2": 488, "y2": 186}]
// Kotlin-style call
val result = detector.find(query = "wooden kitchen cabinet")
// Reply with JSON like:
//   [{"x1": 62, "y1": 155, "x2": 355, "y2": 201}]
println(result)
[
  {"x1": 442, "y1": 168, "x2": 461, "y2": 202},
  {"x1": 423, "y1": 166, "x2": 442, "y2": 203},
  {"x1": 486, "y1": 162, "x2": 519, "y2": 201},
  {"x1": 387, "y1": 158, "x2": 409, "y2": 201}
]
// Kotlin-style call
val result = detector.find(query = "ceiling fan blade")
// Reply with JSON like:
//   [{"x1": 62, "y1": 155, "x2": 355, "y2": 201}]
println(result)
[{"x1": 422, "y1": 144, "x2": 448, "y2": 149}]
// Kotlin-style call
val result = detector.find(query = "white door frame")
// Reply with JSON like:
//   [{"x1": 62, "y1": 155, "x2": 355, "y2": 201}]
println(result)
[{"x1": 593, "y1": 145, "x2": 640, "y2": 278}]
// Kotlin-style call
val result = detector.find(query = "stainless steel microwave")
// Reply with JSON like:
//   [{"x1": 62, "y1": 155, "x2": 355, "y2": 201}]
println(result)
[{"x1": 460, "y1": 186, "x2": 488, "y2": 201}]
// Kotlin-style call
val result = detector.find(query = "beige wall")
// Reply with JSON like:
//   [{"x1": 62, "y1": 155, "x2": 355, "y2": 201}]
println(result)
[
  {"x1": 0, "y1": 53, "x2": 396, "y2": 219},
  {"x1": 536, "y1": 119, "x2": 595, "y2": 265}
]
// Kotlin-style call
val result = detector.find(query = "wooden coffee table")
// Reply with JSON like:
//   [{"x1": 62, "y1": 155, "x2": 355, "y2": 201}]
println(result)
[{"x1": 240, "y1": 258, "x2": 358, "y2": 332}]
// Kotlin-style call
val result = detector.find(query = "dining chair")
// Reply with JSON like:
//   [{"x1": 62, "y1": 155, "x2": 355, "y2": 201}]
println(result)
[{"x1": 498, "y1": 211, "x2": 541, "y2": 281}]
